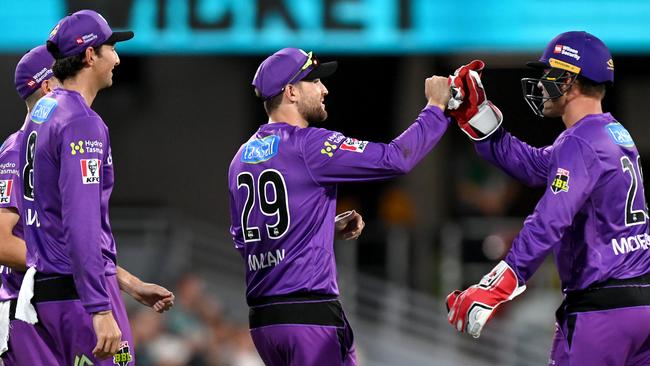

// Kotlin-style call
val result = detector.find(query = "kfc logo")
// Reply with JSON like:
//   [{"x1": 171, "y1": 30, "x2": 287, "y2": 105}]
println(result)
[
  {"x1": 340, "y1": 138, "x2": 368, "y2": 153},
  {"x1": 80, "y1": 159, "x2": 101, "y2": 184},
  {"x1": 0, "y1": 180, "x2": 12, "y2": 204}
]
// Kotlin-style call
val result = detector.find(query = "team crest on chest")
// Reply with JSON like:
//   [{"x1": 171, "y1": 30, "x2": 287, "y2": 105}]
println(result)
[{"x1": 551, "y1": 168, "x2": 570, "y2": 194}]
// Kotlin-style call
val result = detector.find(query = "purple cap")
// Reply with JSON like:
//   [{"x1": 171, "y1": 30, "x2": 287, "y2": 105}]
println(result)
[
  {"x1": 14, "y1": 45, "x2": 55, "y2": 100},
  {"x1": 252, "y1": 48, "x2": 337, "y2": 100},
  {"x1": 47, "y1": 9, "x2": 133, "y2": 59},
  {"x1": 527, "y1": 31, "x2": 614, "y2": 83}
]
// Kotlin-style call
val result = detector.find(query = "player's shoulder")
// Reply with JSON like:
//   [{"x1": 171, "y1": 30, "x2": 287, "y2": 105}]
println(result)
[
  {"x1": 297, "y1": 126, "x2": 346, "y2": 146},
  {"x1": 31, "y1": 88, "x2": 102, "y2": 129},
  {"x1": 0, "y1": 130, "x2": 23, "y2": 156}
]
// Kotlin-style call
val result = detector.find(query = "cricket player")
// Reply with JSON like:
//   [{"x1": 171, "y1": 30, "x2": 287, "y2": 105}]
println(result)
[
  {"x1": 0, "y1": 45, "x2": 61, "y2": 366},
  {"x1": 229, "y1": 47, "x2": 452, "y2": 365},
  {"x1": 15, "y1": 10, "x2": 173, "y2": 365},
  {"x1": 446, "y1": 31, "x2": 650, "y2": 365}
]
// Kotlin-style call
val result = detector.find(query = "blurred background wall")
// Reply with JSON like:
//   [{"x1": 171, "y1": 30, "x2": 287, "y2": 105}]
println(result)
[{"x1": 2, "y1": 1, "x2": 650, "y2": 365}]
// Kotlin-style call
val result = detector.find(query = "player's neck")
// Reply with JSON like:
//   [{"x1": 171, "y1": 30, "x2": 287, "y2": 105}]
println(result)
[
  {"x1": 268, "y1": 108, "x2": 308, "y2": 128},
  {"x1": 562, "y1": 96, "x2": 603, "y2": 129},
  {"x1": 61, "y1": 74, "x2": 100, "y2": 107}
]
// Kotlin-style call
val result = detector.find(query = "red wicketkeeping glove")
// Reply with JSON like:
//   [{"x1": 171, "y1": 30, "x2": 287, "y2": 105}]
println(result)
[
  {"x1": 446, "y1": 261, "x2": 526, "y2": 338},
  {"x1": 447, "y1": 60, "x2": 503, "y2": 140}
]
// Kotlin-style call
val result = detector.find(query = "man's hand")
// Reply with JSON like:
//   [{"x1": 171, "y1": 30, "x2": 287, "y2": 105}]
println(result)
[
  {"x1": 92, "y1": 310, "x2": 122, "y2": 359},
  {"x1": 425, "y1": 75, "x2": 452, "y2": 111},
  {"x1": 335, "y1": 210, "x2": 365, "y2": 240},
  {"x1": 446, "y1": 261, "x2": 525, "y2": 338},
  {"x1": 130, "y1": 282, "x2": 175, "y2": 313},
  {"x1": 447, "y1": 60, "x2": 502, "y2": 140},
  {"x1": 117, "y1": 266, "x2": 174, "y2": 313}
]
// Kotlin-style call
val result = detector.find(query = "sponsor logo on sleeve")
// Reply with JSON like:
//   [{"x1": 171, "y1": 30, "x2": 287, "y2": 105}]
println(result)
[
  {"x1": 606, "y1": 123, "x2": 634, "y2": 147},
  {"x1": 321, "y1": 141, "x2": 337, "y2": 157},
  {"x1": 80, "y1": 159, "x2": 101, "y2": 184},
  {"x1": 241, "y1": 135, "x2": 280, "y2": 164},
  {"x1": 340, "y1": 138, "x2": 368, "y2": 153},
  {"x1": 0, "y1": 162, "x2": 18, "y2": 176},
  {"x1": 327, "y1": 132, "x2": 346, "y2": 144},
  {"x1": 31, "y1": 97, "x2": 58, "y2": 123},
  {"x1": 0, "y1": 180, "x2": 13, "y2": 204},
  {"x1": 70, "y1": 140, "x2": 104, "y2": 155},
  {"x1": 550, "y1": 168, "x2": 570, "y2": 194}
]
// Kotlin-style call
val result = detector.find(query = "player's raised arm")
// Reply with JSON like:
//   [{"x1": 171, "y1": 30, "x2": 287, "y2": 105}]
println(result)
[
  {"x1": 447, "y1": 60, "x2": 552, "y2": 187},
  {"x1": 300, "y1": 76, "x2": 451, "y2": 184}
]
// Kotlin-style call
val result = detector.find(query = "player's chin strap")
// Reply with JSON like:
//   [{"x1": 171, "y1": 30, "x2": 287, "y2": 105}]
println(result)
[
  {"x1": 16, "y1": 267, "x2": 38, "y2": 324},
  {"x1": 447, "y1": 260, "x2": 526, "y2": 338}
]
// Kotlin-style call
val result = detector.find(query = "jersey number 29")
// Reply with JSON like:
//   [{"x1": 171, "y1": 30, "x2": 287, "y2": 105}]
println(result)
[{"x1": 237, "y1": 169, "x2": 290, "y2": 242}]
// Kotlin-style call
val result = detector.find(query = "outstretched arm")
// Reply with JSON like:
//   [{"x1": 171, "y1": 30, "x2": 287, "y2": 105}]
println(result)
[{"x1": 475, "y1": 128, "x2": 552, "y2": 188}]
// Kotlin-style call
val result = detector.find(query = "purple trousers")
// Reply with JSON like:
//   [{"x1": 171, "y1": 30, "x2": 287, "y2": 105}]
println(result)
[
  {"x1": 549, "y1": 306, "x2": 650, "y2": 365},
  {"x1": 2, "y1": 318, "x2": 58, "y2": 365},
  {"x1": 34, "y1": 274, "x2": 135, "y2": 366},
  {"x1": 251, "y1": 324, "x2": 357, "y2": 366},
  {"x1": 249, "y1": 297, "x2": 357, "y2": 366}
]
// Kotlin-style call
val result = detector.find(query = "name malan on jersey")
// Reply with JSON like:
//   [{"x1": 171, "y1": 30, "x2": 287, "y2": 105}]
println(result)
[
  {"x1": 611, "y1": 233, "x2": 650, "y2": 255},
  {"x1": 248, "y1": 249, "x2": 285, "y2": 271}
]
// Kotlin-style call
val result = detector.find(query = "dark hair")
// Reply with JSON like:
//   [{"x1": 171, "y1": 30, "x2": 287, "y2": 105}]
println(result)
[
  {"x1": 263, "y1": 91, "x2": 284, "y2": 115},
  {"x1": 47, "y1": 41, "x2": 104, "y2": 82},
  {"x1": 575, "y1": 75, "x2": 606, "y2": 99}
]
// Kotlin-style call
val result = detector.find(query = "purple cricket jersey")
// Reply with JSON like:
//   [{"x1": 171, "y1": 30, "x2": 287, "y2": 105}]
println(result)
[
  {"x1": 20, "y1": 88, "x2": 117, "y2": 313},
  {"x1": 229, "y1": 106, "x2": 450, "y2": 302},
  {"x1": 0, "y1": 130, "x2": 25, "y2": 301},
  {"x1": 476, "y1": 113, "x2": 650, "y2": 291}
]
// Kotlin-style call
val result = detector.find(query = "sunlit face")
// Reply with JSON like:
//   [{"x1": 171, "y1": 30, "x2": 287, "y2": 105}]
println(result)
[
  {"x1": 93, "y1": 44, "x2": 120, "y2": 89},
  {"x1": 296, "y1": 79, "x2": 329, "y2": 124}
]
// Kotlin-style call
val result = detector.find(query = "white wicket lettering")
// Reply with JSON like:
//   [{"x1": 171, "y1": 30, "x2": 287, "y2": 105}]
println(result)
[
  {"x1": 248, "y1": 249, "x2": 286, "y2": 271},
  {"x1": 26, "y1": 208, "x2": 40, "y2": 228},
  {"x1": 611, "y1": 233, "x2": 650, "y2": 255}
]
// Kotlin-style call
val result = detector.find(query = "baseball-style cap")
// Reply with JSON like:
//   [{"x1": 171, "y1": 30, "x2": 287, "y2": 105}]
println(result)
[
  {"x1": 527, "y1": 31, "x2": 614, "y2": 83},
  {"x1": 47, "y1": 9, "x2": 134, "y2": 59},
  {"x1": 252, "y1": 48, "x2": 338, "y2": 100},
  {"x1": 14, "y1": 45, "x2": 55, "y2": 100}
]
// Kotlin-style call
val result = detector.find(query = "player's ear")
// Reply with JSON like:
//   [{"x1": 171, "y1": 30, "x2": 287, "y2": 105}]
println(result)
[
  {"x1": 84, "y1": 47, "x2": 95, "y2": 66},
  {"x1": 285, "y1": 84, "x2": 299, "y2": 102},
  {"x1": 40, "y1": 79, "x2": 51, "y2": 94}
]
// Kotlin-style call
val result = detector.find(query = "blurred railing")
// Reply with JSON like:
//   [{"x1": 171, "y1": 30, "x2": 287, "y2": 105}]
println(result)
[{"x1": 112, "y1": 208, "x2": 557, "y2": 366}]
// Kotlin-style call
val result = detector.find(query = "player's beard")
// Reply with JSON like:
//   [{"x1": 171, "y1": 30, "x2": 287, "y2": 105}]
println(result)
[{"x1": 297, "y1": 97, "x2": 328, "y2": 125}]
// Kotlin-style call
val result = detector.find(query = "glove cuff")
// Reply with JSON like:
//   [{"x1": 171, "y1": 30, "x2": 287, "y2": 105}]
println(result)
[{"x1": 462, "y1": 101, "x2": 503, "y2": 141}]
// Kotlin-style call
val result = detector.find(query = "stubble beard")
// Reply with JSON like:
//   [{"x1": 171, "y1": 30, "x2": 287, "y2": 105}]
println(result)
[{"x1": 298, "y1": 99, "x2": 328, "y2": 125}]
